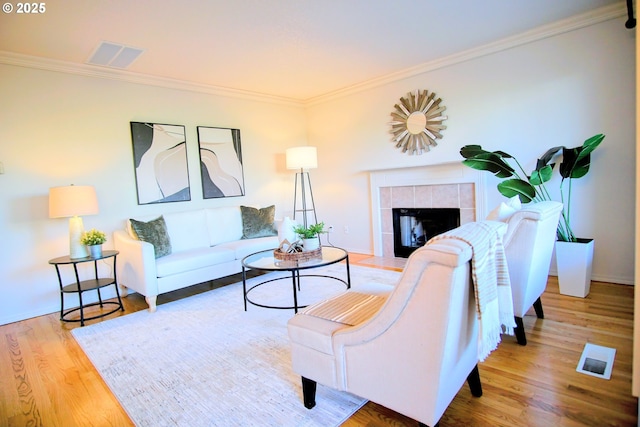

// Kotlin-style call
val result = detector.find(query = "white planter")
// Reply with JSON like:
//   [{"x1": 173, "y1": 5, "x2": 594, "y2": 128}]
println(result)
[
  {"x1": 302, "y1": 237, "x2": 320, "y2": 251},
  {"x1": 556, "y1": 239, "x2": 594, "y2": 298}
]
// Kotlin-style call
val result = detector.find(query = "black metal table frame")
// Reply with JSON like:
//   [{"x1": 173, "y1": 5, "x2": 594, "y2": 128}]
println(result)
[
  {"x1": 242, "y1": 247, "x2": 351, "y2": 313},
  {"x1": 49, "y1": 250, "x2": 125, "y2": 326}
]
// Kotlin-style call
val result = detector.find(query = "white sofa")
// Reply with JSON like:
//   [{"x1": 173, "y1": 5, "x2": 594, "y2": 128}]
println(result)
[{"x1": 113, "y1": 206, "x2": 280, "y2": 312}]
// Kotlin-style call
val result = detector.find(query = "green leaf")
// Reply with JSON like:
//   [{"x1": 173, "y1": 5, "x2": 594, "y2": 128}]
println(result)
[
  {"x1": 497, "y1": 179, "x2": 536, "y2": 202},
  {"x1": 462, "y1": 153, "x2": 515, "y2": 178},
  {"x1": 529, "y1": 165, "x2": 553, "y2": 185},
  {"x1": 493, "y1": 150, "x2": 514, "y2": 159},
  {"x1": 572, "y1": 134, "x2": 604, "y2": 178},
  {"x1": 559, "y1": 134, "x2": 604, "y2": 179},
  {"x1": 559, "y1": 147, "x2": 578, "y2": 178},
  {"x1": 460, "y1": 145, "x2": 490, "y2": 159},
  {"x1": 560, "y1": 147, "x2": 593, "y2": 179},
  {"x1": 536, "y1": 146, "x2": 562, "y2": 170},
  {"x1": 570, "y1": 152, "x2": 592, "y2": 179},
  {"x1": 577, "y1": 133, "x2": 605, "y2": 160}
]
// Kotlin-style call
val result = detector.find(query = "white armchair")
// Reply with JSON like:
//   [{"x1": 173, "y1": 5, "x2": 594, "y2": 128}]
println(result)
[
  {"x1": 502, "y1": 201, "x2": 563, "y2": 345},
  {"x1": 287, "y1": 237, "x2": 483, "y2": 427}
]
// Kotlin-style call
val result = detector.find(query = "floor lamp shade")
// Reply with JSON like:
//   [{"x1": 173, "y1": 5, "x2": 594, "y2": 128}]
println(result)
[
  {"x1": 286, "y1": 146, "x2": 317, "y2": 170},
  {"x1": 49, "y1": 185, "x2": 99, "y2": 259}
]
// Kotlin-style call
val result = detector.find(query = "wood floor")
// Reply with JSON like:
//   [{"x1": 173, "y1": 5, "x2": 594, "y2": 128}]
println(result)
[{"x1": 0, "y1": 253, "x2": 636, "y2": 427}]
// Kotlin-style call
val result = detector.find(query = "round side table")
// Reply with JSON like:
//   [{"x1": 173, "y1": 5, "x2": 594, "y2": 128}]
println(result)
[{"x1": 49, "y1": 250, "x2": 124, "y2": 326}]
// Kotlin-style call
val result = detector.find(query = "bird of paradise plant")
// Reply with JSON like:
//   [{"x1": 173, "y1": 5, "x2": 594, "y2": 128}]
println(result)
[{"x1": 459, "y1": 133, "x2": 604, "y2": 242}]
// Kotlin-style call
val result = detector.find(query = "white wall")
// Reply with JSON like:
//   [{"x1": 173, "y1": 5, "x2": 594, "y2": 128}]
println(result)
[
  {"x1": 0, "y1": 64, "x2": 307, "y2": 325},
  {"x1": 307, "y1": 17, "x2": 636, "y2": 285}
]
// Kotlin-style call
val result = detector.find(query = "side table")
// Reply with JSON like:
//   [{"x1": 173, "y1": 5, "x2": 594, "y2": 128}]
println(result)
[{"x1": 49, "y1": 250, "x2": 124, "y2": 326}]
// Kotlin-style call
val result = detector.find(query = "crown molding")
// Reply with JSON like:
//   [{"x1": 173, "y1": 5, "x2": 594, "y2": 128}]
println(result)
[
  {"x1": 0, "y1": 3, "x2": 627, "y2": 108},
  {"x1": 0, "y1": 51, "x2": 304, "y2": 107},
  {"x1": 305, "y1": 3, "x2": 628, "y2": 106}
]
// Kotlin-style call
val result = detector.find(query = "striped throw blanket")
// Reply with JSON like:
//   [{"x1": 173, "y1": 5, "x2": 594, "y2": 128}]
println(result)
[
  {"x1": 429, "y1": 221, "x2": 516, "y2": 361},
  {"x1": 300, "y1": 292, "x2": 386, "y2": 326}
]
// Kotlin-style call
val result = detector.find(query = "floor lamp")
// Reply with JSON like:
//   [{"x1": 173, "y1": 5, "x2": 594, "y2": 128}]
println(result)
[
  {"x1": 286, "y1": 146, "x2": 318, "y2": 228},
  {"x1": 49, "y1": 185, "x2": 99, "y2": 259}
]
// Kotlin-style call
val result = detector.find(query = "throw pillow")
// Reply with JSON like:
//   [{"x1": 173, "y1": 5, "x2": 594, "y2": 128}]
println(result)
[
  {"x1": 486, "y1": 196, "x2": 522, "y2": 222},
  {"x1": 129, "y1": 215, "x2": 172, "y2": 258},
  {"x1": 240, "y1": 205, "x2": 277, "y2": 239}
]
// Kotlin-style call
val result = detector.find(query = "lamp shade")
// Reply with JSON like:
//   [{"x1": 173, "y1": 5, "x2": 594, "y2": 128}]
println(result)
[
  {"x1": 286, "y1": 146, "x2": 318, "y2": 170},
  {"x1": 49, "y1": 185, "x2": 99, "y2": 218}
]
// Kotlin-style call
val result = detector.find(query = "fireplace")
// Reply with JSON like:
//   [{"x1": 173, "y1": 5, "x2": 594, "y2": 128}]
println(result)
[
  {"x1": 392, "y1": 208, "x2": 460, "y2": 257},
  {"x1": 369, "y1": 163, "x2": 482, "y2": 257}
]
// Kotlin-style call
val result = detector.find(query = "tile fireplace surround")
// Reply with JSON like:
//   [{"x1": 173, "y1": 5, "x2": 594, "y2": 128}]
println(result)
[{"x1": 369, "y1": 162, "x2": 484, "y2": 257}]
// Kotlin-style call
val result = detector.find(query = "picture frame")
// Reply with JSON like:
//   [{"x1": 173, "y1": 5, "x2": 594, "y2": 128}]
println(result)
[
  {"x1": 130, "y1": 122, "x2": 191, "y2": 204},
  {"x1": 197, "y1": 126, "x2": 245, "y2": 199}
]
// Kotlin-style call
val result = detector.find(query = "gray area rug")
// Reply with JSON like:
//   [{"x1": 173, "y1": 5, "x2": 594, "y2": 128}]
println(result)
[{"x1": 72, "y1": 263, "x2": 400, "y2": 426}]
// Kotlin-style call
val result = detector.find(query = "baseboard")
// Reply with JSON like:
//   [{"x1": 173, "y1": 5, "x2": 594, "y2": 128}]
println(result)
[{"x1": 548, "y1": 269, "x2": 633, "y2": 286}]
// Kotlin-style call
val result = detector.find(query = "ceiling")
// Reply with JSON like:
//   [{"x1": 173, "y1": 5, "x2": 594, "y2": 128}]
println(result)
[{"x1": 0, "y1": 0, "x2": 626, "y2": 102}]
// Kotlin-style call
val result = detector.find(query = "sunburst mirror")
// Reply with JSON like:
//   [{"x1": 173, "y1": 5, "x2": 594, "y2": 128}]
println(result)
[{"x1": 389, "y1": 89, "x2": 448, "y2": 155}]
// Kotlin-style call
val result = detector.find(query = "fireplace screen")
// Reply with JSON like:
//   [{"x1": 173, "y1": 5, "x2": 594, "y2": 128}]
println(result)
[{"x1": 392, "y1": 208, "x2": 460, "y2": 257}]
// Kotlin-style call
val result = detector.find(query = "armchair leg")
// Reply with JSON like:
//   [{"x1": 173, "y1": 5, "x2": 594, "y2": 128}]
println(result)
[
  {"x1": 466, "y1": 364, "x2": 483, "y2": 397},
  {"x1": 514, "y1": 316, "x2": 527, "y2": 346},
  {"x1": 533, "y1": 297, "x2": 544, "y2": 319},
  {"x1": 301, "y1": 377, "x2": 317, "y2": 409}
]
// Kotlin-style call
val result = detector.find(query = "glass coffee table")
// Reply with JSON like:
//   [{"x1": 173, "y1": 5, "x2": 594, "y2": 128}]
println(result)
[{"x1": 242, "y1": 246, "x2": 350, "y2": 313}]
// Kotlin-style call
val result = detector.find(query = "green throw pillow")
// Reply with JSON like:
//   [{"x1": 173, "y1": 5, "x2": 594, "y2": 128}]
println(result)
[
  {"x1": 240, "y1": 205, "x2": 277, "y2": 239},
  {"x1": 129, "y1": 216, "x2": 172, "y2": 258}
]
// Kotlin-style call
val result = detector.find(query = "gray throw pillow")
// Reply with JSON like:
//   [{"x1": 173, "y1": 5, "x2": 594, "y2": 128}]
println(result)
[
  {"x1": 240, "y1": 205, "x2": 277, "y2": 239},
  {"x1": 129, "y1": 216, "x2": 172, "y2": 258}
]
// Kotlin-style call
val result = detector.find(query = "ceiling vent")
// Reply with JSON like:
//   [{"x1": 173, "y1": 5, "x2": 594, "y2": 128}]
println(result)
[{"x1": 87, "y1": 41, "x2": 144, "y2": 69}]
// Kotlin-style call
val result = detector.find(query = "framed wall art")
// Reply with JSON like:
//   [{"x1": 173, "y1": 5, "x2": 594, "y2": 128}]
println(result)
[
  {"x1": 197, "y1": 126, "x2": 245, "y2": 199},
  {"x1": 130, "y1": 122, "x2": 191, "y2": 204}
]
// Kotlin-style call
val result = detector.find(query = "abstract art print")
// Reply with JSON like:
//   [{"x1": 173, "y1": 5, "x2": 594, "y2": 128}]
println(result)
[
  {"x1": 197, "y1": 126, "x2": 245, "y2": 199},
  {"x1": 130, "y1": 122, "x2": 191, "y2": 204}
]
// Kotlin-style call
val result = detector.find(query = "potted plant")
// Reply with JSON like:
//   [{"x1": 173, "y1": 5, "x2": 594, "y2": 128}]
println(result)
[
  {"x1": 292, "y1": 222, "x2": 325, "y2": 251},
  {"x1": 80, "y1": 228, "x2": 107, "y2": 258},
  {"x1": 460, "y1": 133, "x2": 604, "y2": 297}
]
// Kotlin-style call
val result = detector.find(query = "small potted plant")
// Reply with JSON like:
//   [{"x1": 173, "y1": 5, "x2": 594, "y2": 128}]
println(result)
[
  {"x1": 292, "y1": 222, "x2": 325, "y2": 251},
  {"x1": 80, "y1": 228, "x2": 107, "y2": 258}
]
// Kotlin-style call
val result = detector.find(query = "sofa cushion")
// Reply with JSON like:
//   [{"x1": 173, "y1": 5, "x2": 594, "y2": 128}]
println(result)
[
  {"x1": 163, "y1": 209, "x2": 210, "y2": 252},
  {"x1": 217, "y1": 235, "x2": 280, "y2": 260},
  {"x1": 486, "y1": 196, "x2": 522, "y2": 222},
  {"x1": 206, "y1": 206, "x2": 244, "y2": 246},
  {"x1": 129, "y1": 216, "x2": 172, "y2": 258},
  {"x1": 240, "y1": 205, "x2": 277, "y2": 239},
  {"x1": 156, "y1": 246, "x2": 236, "y2": 278}
]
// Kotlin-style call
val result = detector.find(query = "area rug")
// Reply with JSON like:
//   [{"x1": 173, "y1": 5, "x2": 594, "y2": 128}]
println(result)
[{"x1": 72, "y1": 264, "x2": 401, "y2": 427}]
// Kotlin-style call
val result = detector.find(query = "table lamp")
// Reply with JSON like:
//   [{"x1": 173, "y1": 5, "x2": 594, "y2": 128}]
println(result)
[
  {"x1": 286, "y1": 146, "x2": 318, "y2": 228},
  {"x1": 49, "y1": 185, "x2": 99, "y2": 259}
]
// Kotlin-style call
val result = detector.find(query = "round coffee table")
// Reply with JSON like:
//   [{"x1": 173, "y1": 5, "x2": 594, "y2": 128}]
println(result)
[{"x1": 241, "y1": 246, "x2": 350, "y2": 313}]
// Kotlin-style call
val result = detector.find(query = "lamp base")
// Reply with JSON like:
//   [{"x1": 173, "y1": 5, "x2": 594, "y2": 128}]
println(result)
[
  {"x1": 292, "y1": 171, "x2": 318, "y2": 229},
  {"x1": 69, "y1": 216, "x2": 88, "y2": 259}
]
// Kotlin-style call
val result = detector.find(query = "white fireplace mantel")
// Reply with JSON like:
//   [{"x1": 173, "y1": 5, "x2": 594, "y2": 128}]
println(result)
[{"x1": 369, "y1": 161, "x2": 486, "y2": 256}]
